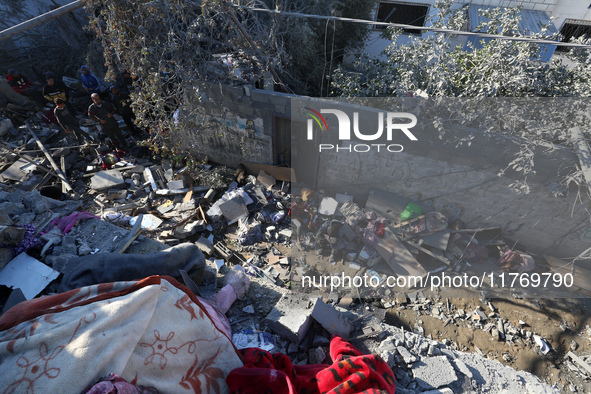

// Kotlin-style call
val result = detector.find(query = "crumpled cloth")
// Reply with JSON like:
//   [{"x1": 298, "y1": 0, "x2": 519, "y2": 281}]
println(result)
[
  {"x1": 226, "y1": 335, "x2": 396, "y2": 394},
  {"x1": 83, "y1": 373, "x2": 158, "y2": 394},
  {"x1": 43, "y1": 211, "x2": 99, "y2": 235}
]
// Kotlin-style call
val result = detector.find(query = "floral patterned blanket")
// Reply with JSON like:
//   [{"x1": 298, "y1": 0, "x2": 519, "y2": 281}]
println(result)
[{"x1": 0, "y1": 276, "x2": 243, "y2": 393}]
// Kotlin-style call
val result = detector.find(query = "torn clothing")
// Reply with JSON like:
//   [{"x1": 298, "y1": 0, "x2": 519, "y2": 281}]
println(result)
[
  {"x1": 6, "y1": 73, "x2": 31, "y2": 94},
  {"x1": 58, "y1": 242, "x2": 206, "y2": 293}
]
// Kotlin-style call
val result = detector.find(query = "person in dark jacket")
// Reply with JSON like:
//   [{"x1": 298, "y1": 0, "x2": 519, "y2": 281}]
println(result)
[
  {"x1": 88, "y1": 93, "x2": 127, "y2": 149},
  {"x1": 5, "y1": 69, "x2": 45, "y2": 106},
  {"x1": 54, "y1": 98, "x2": 93, "y2": 145},
  {"x1": 110, "y1": 85, "x2": 140, "y2": 135},
  {"x1": 42, "y1": 72, "x2": 77, "y2": 115},
  {"x1": 80, "y1": 65, "x2": 101, "y2": 94}
]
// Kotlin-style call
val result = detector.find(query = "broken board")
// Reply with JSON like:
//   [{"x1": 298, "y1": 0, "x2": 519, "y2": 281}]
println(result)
[
  {"x1": 0, "y1": 253, "x2": 60, "y2": 300},
  {"x1": 375, "y1": 225, "x2": 428, "y2": 278}
]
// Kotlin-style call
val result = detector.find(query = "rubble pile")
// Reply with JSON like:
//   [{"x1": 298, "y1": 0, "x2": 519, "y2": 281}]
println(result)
[{"x1": 0, "y1": 116, "x2": 584, "y2": 393}]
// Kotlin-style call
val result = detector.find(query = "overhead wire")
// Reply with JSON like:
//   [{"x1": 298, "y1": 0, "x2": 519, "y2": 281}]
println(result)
[{"x1": 231, "y1": 4, "x2": 591, "y2": 49}]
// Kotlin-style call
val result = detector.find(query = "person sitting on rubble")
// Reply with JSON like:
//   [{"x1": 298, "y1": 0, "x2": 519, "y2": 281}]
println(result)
[
  {"x1": 110, "y1": 85, "x2": 140, "y2": 135},
  {"x1": 289, "y1": 196, "x2": 314, "y2": 243},
  {"x1": 88, "y1": 93, "x2": 128, "y2": 150},
  {"x1": 5, "y1": 69, "x2": 46, "y2": 107},
  {"x1": 80, "y1": 65, "x2": 102, "y2": 95},
  {"x1": 42, "y1": 72, "x2": 76, "y2": 113},
  {"x1": 315, "y1": 219, "x2": 344, "y2": 261},
  {"x1": 54, "y1": 98, "x2": 93, "y2": 145}
]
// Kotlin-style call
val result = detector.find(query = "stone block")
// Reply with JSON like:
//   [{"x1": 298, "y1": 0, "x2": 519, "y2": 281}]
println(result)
[
  {"x1": 311, "y1": 298, "x2": 354, "y2": 340},
  {"x1": 264, "y1": 293, "x2": 318, "y2": 344},
  {"x1": 90, "y1": 170, "x2": 126, "y2": 191},
  {"x1": 412, "y1": 355, "x2": 458, "y2": 390}
]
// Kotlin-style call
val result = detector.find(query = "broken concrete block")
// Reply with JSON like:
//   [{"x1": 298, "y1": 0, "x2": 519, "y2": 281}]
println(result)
[
  {"x1": 167, "y1": 180, "x2": 185, "y2": 190},
  {"x1": 308, "y1": 347, "x2": 326, "y2": 364},
  {"x1": 204, "y1": 189, "x2": 216, "y2": 202},
  {"x1": 318, "y1": 197, "x2": 338, "y2": 216},
  {"x1": 412, "y1": 355, "x2": 458, "y2": 391},
  {"x1": 174, "y1": 220, "x2": 205, "y2": 239},
  {"x1": 214, "y1": 242, "x2": 233, "y2": 260},
  {"x1": 396, "y1": 346, "x2": 418, "y2": 364},
  {"x1": 177, "y1": 199, "x2": 196, "y2": 212},
  {"x1": 195, "y1": 237, "x2": 214, "y2": 255},
  {"x1": 90, "y1": 170, "x2": 126, "y2": 191},
  {"x1": 264, "y1": 293, "x2": 318, "y2": 344},
  {"x1": 311, "y1": 298, "x2": 354, "y2": 340},
  {"x1": 44, "y1": 254, "x2": 76, "y2": 274},
  {"x1": 450, "y1": 357, "x2": 473, "y2": 379},
  {"x1": 78, "y1": 240, "x2": 92, "y2": 256},
  {"x1": 0, "y1": 202, "x2": 27, "y2": 216},
  {"x1": 157, "y1": 201, "x2": 175, "y2": 214},
  {"x1": 0, "y1": 226, "x2": 26, "y2": 245},
  {"x1": 219, "y1": 196, "x2": 248, "y2": 225}
]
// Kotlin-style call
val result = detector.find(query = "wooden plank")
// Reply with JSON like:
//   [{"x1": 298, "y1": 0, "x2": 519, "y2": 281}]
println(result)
[
  {"x1": 82, "y1": 165, "x2": 140, "y2": 178},
  {"x1": 404, "y1": 240, "x2": 451, "y2": 265},
  {"x1": 27, "y1": 126, "x2": 74, "y2": 192},
  {"x1": 60, "y1": 156, "x2": 67, "y2": 194},
  {"x1": 375, "y1": 225, "x2": 428, "y2": 278},
  {"x1": 391, "y1": 214, "x2": 426, "y2": 229},
  {"x1": 567, "y1": 352, "x2": 591, "y2": 375},
  {"x1": 241, "y1": 162, "x2": 296, "y2": 182},
  {"x1": 0, "y1": 141, "x2": 59, "y2": 179},
  {"x1": 116, "y1": 214, "x2": 143, "y2": 254}
]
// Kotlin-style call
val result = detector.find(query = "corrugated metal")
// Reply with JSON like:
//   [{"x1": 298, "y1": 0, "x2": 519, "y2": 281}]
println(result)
[
  {"x1": 564, "y1": 18, "x2": 591, "y2": 27},
  {"x1": 466, "y1": 5, "x2": 558, "y2": 62}
]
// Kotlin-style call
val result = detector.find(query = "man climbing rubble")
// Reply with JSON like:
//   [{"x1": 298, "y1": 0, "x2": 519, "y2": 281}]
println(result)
[
  {"x1": 88, "y1": 93, "x2": 127, "y2": 150},
  {"x1": 54, "y1": 98, "x2": 93, "y2": 145}
]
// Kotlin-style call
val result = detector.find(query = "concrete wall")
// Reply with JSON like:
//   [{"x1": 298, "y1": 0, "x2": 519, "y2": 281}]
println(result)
[
  {"x1": 306, "y1": 104, "x2": 590, "y2": 260},
  {"x1": 176, "y1": 84, "x2": 294, "y2": 168}
]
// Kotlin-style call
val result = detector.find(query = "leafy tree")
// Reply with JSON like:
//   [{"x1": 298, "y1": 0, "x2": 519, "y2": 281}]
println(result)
[{"x1": 330, "y1": 0, "x2": 591, "y2": 195}]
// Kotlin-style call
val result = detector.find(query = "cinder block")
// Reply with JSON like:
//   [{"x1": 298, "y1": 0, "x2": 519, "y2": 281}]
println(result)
[
  {"x1": 310, "y1": 298, "x2": 354, "y2": 340},
  {"x1": 264, "y1": 293, "x2": 318, "y2": 344},
  {"x1": 412, "y1": 355, "x2": 458, "y2": 390}
]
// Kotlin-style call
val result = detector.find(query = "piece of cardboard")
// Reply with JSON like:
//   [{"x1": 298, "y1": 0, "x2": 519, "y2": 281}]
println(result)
[{"x1": 0, "y1": 253, "x2": 60, "y2": 300}]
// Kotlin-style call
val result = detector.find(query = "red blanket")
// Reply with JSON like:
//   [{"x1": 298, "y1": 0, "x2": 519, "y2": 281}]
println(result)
[{"x1": 226, "y1": 336, "x2": 395, "y2": 394}]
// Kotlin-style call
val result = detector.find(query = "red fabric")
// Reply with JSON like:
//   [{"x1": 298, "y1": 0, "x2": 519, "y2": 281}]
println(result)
[
  {"x1": 6, "y1": 73, "x2": 32, "y2": 94},
  {"x1": 226, "y1": 336, "x2": 395, "y2": 394},
  {"x1": 42, "y1": 108, "x2": 59, "y2": 125}
]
